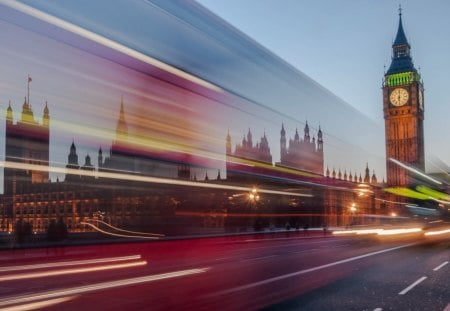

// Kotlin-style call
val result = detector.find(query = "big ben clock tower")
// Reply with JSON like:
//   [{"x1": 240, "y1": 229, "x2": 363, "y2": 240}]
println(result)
[{"x1": 383, "y1": 8, "x2": 424, "y2": 187}]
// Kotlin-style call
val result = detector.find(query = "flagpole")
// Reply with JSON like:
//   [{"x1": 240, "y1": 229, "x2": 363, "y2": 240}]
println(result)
[{"x1": 27, "y1": 74, "x2": 31, "y2": 107}]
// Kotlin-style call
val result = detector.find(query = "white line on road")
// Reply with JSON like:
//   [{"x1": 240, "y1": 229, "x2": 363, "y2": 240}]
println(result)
[
  {"x1": 373, "y1": 308, "x2": 382, "y2": 311},
  {"x1": 398, "y1": 276, "x2": 427, "y2": 295},
  {"x1": 433, "y1": 261, "x2": 448, "y2": 271},
  {"x1": 244, "y1": 255, "x2": 278, "y2": 262},
  {"x1": 208, "y1": 243, "x2": 416, "y2": 297}
]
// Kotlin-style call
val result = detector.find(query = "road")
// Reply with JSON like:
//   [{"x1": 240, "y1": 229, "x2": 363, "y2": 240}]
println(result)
[{"x1": 0, "y1": 231, "x2": 449, "y2": 310}]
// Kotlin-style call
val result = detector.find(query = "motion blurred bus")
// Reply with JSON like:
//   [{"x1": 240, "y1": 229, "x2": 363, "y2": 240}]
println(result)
[{"x1": 0, "y1": 0, "x2": 390, "y2": 240}]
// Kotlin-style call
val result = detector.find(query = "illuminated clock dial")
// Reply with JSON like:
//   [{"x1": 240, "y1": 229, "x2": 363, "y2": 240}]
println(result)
[{"x1": 389, "y1": 88, "x2": 409, "y2": 106}]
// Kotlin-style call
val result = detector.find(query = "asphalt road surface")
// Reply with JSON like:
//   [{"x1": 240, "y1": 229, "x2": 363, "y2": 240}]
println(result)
[{"x1": 0, "y1": 231, "x2": 449, "y2": 310}]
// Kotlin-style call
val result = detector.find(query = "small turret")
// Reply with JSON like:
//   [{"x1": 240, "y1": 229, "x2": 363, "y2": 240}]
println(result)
[
  {"x1": 246, "y1": 128, "x2": 253, "y2": 147},
  {"x1": 304, "y1": 121, "x2": 310, "y2": 143},
  {"x1": 21, "y1": 96, "x2": 35, "y2": 124},
  {"x1": 43, "y1": 101, "x2": 50, "y2": 127},
  {"x1": 6, "y1": 101, "x2": 13, "y2": 124},
  {"x1": 68, "y1": 141, "x2": 79, "y2": 166},
  {"x1": 364, "y1": 163, "x2": 370, "y2": 183},
  {"x1": 280, "y1": 123, "x2": 287, "y2": 160},
  {"x1": 226, "y1": 130, "x2": 232, "y2": 155},
  {"x1": 98, "y1": 146, "x2": 103, "y2": 168},
  {"x1": 317, "y1": 126, "x2": 323, "y2": 151},
  {"x1": 372, "y1": 170, "x2": 378, "y2": 184}
]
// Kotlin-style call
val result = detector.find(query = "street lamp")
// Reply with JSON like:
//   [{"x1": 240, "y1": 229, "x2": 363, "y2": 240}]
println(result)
[
  {"x1": 349, "y1": 203, "x2": 357, "y2": 226},
  {"x1": 248, "y1": 187, "x2": 259, "y2": 202}
]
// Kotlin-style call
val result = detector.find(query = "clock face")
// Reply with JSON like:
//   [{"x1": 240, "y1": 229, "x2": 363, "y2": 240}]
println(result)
[{"x1": 389, "y1": 88, "x2": 409, "y2": 106}]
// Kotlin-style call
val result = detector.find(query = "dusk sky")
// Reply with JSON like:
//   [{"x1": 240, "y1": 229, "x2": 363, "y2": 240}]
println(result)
[{"x1": 197, "y1": 0, "x2": 450, "y2": 174}]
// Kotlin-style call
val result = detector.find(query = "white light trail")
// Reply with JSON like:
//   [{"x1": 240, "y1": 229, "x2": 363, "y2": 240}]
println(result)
[
  {"x1": 0, "y1": 255, "x2": 142, "y2": 272},
  {"x1": 389, "y1": 158, "x2": 443, "y2": 185},
  {"x1": 86, "y1": 219, "x2": 165, "y2": 237},
  {"x1": 80, "y1": 222, "x2": 161, "y2": 239},
  {"x1": 0, "y1": 268, "x2": 209, "y2": 307},
  {"x1": 0, "y1": 296, "x2": 76, "y2": 311},
  {"x1": 0, "y1": 0, "x2": 223, "y2": 93},
  {"x1": 0, "y1": 260, "x2": 147, "y2": 281}
]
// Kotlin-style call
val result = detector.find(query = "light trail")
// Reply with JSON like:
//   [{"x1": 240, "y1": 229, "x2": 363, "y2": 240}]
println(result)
[
  {"x1": 80, "y1": 222, "x2": 161, "y2": 239},
  {"x1": 0, "y1": 260, "x2": 147, "y2": 281},
  {"x1": 85, "y1": 219, "x2": 165, "y2": 237},
  {"x1": 424, "y1": 228, "x2": 450, "y2": 236},
  {"x1": 333, "y1": 227, "x2": 422, "y2": 236},
  {"x1": 376, "y1": 228, "x2": 422, "y2": 236},
  {"x1": 0, "y1": 268, "x2": 209, "y2": 307},
  {"x1": 0, "y1": 255, "x2": 142, "y2": 273},
  {"x1": 0, "y1": 296, "x2": 76, "y2": 311},
  {"x1": 389, "y1": 158, "x2": 443, "y2": 185},
  {"x1": 0, "y1": 0, "x2": 222, "y2": 93},
  {"x1": 0, "y1": 160, "x2": 313, "y2": 198}
]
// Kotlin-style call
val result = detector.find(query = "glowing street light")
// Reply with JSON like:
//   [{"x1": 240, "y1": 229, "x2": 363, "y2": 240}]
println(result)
[{"x1": 248, "y1": 187, "x2": 260, "y2": 201}]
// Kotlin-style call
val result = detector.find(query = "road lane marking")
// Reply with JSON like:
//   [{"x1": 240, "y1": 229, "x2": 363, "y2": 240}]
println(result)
[
  {"x1": 0, "y1": 255, "x2": 142, "y2": 272},
  {"x1": 373, "y1": 308, "x2": 382, "y2": 311},
  {"x1": 398, "y1": 276, "x2": 427, "y2": 295},
  {"x1": 243, "y1": 255, "x2": 278, "y2": 262},
  {"x1": 208, "y1": 243, "x2": 415, "y2": 296},
  {"x1": 433, "y1": 261, "x2": 448, "y2": 271},
  {"x1": 0, "y1": 267, "x2": 209, "y2": 307}
]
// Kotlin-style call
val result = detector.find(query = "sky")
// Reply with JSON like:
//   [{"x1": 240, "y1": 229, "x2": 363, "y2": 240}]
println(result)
[{"x1": 196, "y1": 0, "x2": 450, "y2": 174}]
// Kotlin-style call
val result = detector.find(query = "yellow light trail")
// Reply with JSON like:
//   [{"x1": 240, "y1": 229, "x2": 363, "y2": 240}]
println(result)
[
  {"x1": 376, "y1": 228, "x2": 422, "y2": 236},
  {"x1": 333, "y1": 227, "x2": 422, "y2": 236},
  {"x1": 424, "y1": 228, "x2": 450, "y2": 236},
  {"x1": 0, "y1": 161, "x2": 313, "y2": 198}
]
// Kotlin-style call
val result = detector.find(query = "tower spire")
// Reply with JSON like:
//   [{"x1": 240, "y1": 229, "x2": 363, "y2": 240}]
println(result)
[
  {"x1": 386, "y1": 7, "x2": 416, "y2": 75},
  {"x1": 115, "y1": 96, "x2": 128, "y2": 143}
]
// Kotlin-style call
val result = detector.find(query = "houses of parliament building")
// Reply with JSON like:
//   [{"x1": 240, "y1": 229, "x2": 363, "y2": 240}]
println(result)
[{"x1": 0, "y1": 80, "x2": 386, "y2": 235}]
